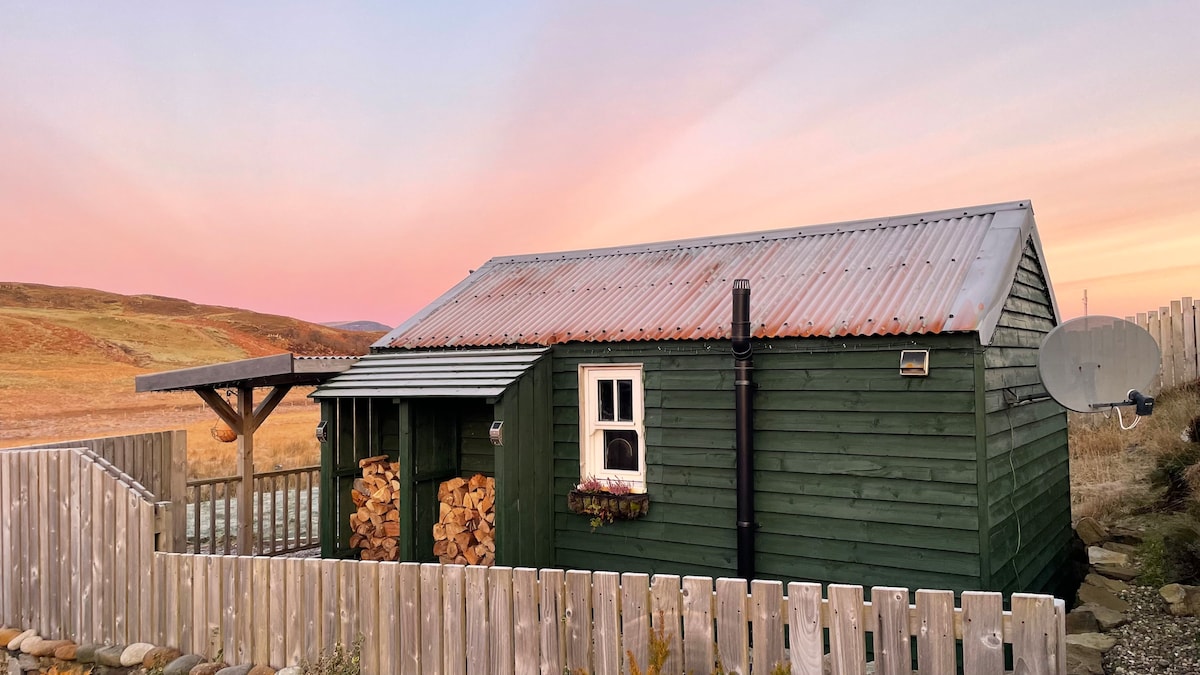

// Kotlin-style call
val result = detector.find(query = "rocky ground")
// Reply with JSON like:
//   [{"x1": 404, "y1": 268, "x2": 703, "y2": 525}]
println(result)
[
  {"x1": 1103, "y1": 585, "x2": 1200, "y2": 675},
  {"x1": 1068, "y1": 515, "x2": 1200, "y2": 675}
]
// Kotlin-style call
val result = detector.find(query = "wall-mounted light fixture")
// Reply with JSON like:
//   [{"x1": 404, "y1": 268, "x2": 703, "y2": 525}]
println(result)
[
  {"x1": 315, "y1": 420, "x2": 329, "y2": 443},
  {"x1": 489, "y1": 421, "x2": 504, "y2": 446},
  {"x1": 900, "y1": 350, "x2": 930, "y2": 377}
]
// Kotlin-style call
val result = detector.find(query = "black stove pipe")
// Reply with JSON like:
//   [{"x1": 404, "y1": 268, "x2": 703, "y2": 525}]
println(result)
[{"x1": 732, "y1": 279, "x2": 756, "y2": 579}]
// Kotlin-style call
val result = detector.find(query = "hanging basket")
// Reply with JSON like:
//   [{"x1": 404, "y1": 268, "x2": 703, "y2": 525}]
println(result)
[{"x1": 210, "y1": 419, "x2": 237, "y2": 443}]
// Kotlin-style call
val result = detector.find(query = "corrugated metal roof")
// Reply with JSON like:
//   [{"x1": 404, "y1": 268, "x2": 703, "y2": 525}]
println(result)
[
  {"x1": 378, "y1": 200, "x2": 1057, "y2": 349},
  {"x1": 311, "y1": 348, "x2": 547, "y2": 399}
]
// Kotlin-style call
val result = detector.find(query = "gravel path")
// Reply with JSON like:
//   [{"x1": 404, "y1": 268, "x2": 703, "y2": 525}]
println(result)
[{"x1": 1104, "y1": 586, "x2": 1200, "y2": 675}]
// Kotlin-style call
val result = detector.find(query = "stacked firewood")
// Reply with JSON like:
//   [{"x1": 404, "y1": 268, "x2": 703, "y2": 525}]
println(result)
[
  {"x1": 433, "y1": 474, "x2": 496, "y2": 566},
  {"x1": 349, "y1": 455, "x2": 401, "y2": 561}
]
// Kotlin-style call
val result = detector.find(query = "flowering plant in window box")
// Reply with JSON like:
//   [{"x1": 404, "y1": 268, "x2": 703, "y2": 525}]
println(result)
[{"x1": 567, "y1": 476, "x2": 650, "y2": 530}]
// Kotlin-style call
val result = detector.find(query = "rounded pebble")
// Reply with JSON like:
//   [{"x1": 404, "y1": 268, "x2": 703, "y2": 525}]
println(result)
[
  {"x1": 121, "y1": 642, "x2": 157, "y2": 666},
  {"x1": 7, "y1": 630, "x2": 36, "y2": 651}
]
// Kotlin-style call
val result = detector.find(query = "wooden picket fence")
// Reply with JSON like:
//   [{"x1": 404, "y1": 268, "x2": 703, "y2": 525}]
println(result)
[
  {"x1": 1127, "y1": 295, "x2": 1199, "y2": 391},
  {"x1": 4, "y1": 430, "x2": 187, "y2": 551},
  {"x1": 0, "y1": 447, "x2": 161, "y2": 644},
  {"x1": 2, "y1": 445, "x2": 1067, "y2": 674}
]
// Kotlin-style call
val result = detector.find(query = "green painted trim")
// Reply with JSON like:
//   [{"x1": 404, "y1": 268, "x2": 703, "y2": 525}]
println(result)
[
  {"x1": 494, "y1": 387, "x2": 517, "y2": 565},
  {"x1": 319, "y1": 399, "x2": 336, "y2": 558},
  {"x1": 397, "y1": 400, "x2": 414, "y2": 561},
  {"x1": 973, "y1": 342, "x2": 992, "y2": 589}
]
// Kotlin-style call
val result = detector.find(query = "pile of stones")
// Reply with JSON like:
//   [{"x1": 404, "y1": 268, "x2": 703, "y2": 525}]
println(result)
[
  {"x1": 1067, "y1": 516, "x2": 1200, "y2": 675},
  {"x1": 0, "y1": 628, "x2": 305, "y2": 675}
]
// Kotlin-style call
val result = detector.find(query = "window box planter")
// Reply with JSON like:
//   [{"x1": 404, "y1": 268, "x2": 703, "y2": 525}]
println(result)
[{"x1": 567, "y1": 489, "x2": 650, "y2": 528}]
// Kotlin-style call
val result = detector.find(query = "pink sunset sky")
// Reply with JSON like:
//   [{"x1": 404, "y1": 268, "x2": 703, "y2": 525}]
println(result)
[{"x1": 1, "y1": 2, "x2": 1197, "y2": 326}]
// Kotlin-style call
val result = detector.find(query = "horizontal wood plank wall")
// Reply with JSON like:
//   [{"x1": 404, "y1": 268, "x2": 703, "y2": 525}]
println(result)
[
  {"x1": 147, "y1": 559, "x2": 1065, "y2": 674},
  {"x1": 551, "y1": 335, "x2": 984, "y2": 589},
  {"x1": 3, "y1": 430, "x2": 187, "y2": 551},
  {"x1": 984, "y1": 242, "x2": 1071, "y2": 595},
  {"x1": 0, "y1": 448, "x2": 158, "y2": 642},
  {"x1": 1128, "y1": 296, "x2": 1199, "y2": 391}
]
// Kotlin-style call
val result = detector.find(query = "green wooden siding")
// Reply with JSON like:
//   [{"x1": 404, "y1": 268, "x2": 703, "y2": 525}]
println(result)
[
  {"x1": 551, "y1": 334, "x2": 985, "y2": 589},
  {"x1": 981, "y1": 240, "x2": 1071, "y2": 595}
]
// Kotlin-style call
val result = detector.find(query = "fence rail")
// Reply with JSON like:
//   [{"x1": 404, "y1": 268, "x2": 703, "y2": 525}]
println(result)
[
  {"x1": 1127, "y1": 295, "x2": 1199, "y2": 390},
  {"x1": 185, "y1": 465, "x2": 320, "y2": 556}
]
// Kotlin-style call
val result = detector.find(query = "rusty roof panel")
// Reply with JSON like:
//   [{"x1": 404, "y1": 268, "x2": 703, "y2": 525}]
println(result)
[{"x1": 379, "y1": 201, "x2": 1056, "y2": 349}]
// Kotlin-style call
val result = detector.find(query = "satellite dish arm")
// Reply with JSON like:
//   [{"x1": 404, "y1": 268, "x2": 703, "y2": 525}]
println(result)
[{"x1": 1089, "y1": 389, "x2": 1155, "y2": 416}]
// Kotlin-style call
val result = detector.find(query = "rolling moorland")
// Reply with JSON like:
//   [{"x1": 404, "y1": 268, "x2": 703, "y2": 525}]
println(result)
[{"x1": 0, "y1": 282, "x2": 384, "y2": 474}]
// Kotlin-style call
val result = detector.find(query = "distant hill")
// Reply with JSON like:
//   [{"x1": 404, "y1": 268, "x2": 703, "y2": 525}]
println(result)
[
  {"x1": 0, "y1": 282, "x2": 385, "y2": 444},
  {"x1": 322, "y1": 320, "x2": 392, "y2": 332}
]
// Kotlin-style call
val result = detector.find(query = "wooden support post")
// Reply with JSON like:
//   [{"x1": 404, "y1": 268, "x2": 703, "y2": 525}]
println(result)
[{"x1": 238, "y1": 386, "x2": 256, "y2": 555}]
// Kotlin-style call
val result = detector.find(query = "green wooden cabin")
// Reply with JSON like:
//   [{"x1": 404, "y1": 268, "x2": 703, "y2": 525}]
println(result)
[{"x1": 313, "y1": 200, "x2": 1072, "y2": 595}]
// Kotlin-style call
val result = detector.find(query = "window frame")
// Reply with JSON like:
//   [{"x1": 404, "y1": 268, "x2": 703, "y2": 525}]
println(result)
[{"x1": 578, "y1": 363, "x2": 647, "y2": 492}]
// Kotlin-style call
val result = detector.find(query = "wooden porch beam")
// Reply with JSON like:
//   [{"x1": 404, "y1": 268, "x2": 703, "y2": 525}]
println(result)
[
  {"x1": 237, "y1": 386, "x2": 256, "y2": 554},
  {"x1": 250, "y1": 384, "x2": 293, "y2": 433},
  {"x1": 196, "y1": 387, "x2": 243, "y2": 434}
]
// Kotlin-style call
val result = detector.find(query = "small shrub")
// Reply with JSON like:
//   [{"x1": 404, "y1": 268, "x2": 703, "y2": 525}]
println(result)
[
  {"x1": 1138, "y1": 536, "x2": 1169, "y2": 587},
  {"x1": 301, "y1": 635, "x2": 363, "y2": 675}
]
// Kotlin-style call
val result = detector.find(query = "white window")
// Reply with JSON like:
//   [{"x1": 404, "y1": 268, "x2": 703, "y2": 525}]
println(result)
[{"x1": 579, "y1": 364, "x2": 646, "y2": 492}]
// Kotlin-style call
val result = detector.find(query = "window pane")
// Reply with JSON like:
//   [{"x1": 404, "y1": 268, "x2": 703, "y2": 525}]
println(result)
[
  {"x1": 598, "y1": 379, "x2": 614, "y2": 421},
  {"x1": 603, "y1": 430, "x2": 639, "y2": 471},
  {"x1": 617, "y1": 379, "x2": 633, "y2": 422}
]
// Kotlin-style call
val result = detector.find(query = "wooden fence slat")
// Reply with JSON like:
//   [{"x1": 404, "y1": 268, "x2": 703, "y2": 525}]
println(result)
[
  {"x1": 36, "y1": 451, "x2": 48, "y2": 635},
  {"x1": 380, "y1": 562, "x2": 403, "y2": 675},
  {"x1": 222, "y1": 556, "x2": 239, "y2": 663},
  {"x1": 751, "y1": 580, "x2": 785, "y2": 675},
  {"x1": 537, "y1": 567, "x2": 565, "y2": 675},
  {"x1": 235, "y1": 556, "x2": 253, "y2": 663},
  {"x1": 422, "y1": 563, "x2": 446, "y2": 675},
  {"x1": 398, "y1": 562, "x2": 421, "y2": 675},
  {"x1": 0, "y1": 453, "x2": 10, "y2": 625},
  {"x1": 649, "y1": 574, "x2": 682, "y2": 675},
  {"x1": 1011, "y1": 593, "x2": 1056, "y2": 675},
  {"x1": 828, "y1": 584, "x2": 866, "y2": 675},
  {"x1": 1055, "y1": 598, "x2": 1068, "y2": 675},
  {"x1": 681, "y1": 576, "x2": 713, "y2": 675},
  {"x1": 916, "y1": 589, "x2": 955, "y2": 674},
  {"x1": 140, "y1": 499, "x2": 156, "y2": 642},
  {"x1": 319, "y1": 559, "x2": 340, "y2": 664},
  {"x1": 621, "y1": 573, "x2": 651, "y2": 675},
  {"x1": 1182, "y1": 297, "x2": 1197, "y2": 382},
  {"x1": 338, "y1": 560, "x2": 359, "y2": 652},
  {"x1": 95, "y1": 463, "x2": 111, "y2": 642},
  {"x1": 565, "y1": 569, "x2": 593, "y2": 673},
  {"x1": 1171, "y1": 300, "x2": 1186, "y2": 388},
  {"x1": 466, "y1": 564, "x2": 491, "y2": 675},
  {"x1": 788, "y1": 582, "x2": 824, "y2": 675},
  {"x1": 178, "y1": 554, "x2": 194, "y2": 654},
  {"x1": 358, "y1": 560, "x2": 381, "y2": 675},
  {"x1": 287, "y1": 557, "x2": 306, "y2": 666},
  {"x1": 206, "y1": 556, "x2": 222, "y2": 659},
  {"x1": 192, "y1": 553, "x2": 208, "y2": 658},
  {"x1": 48, "y1": 452, "x2": 61, "y2": 640},
  {"x1": 715, "y1": 578, "x2": 749, "y2": 675},
  {"x1": 443, "y1": 564, "x2": 467, "y2": 675},
  {"x1": 962, "y1": 591, "x2": 1004, "y2": 675},
  {"x1": 591, "y1": 571, "x2": 621, "y2": 675},
  {"x1": 54, "y1": 452, "x2": 69, "y2": 640},
  {"x1": 301, "y1": 559, "x2": 321, "y2": 665},
  {"x1": 163, "y1": 553, "x2": 180, "y2": 648},
  {"x1": 270, "y1": 557, "x2": 288, "y2": 667},
  {"x1": 513, "y1": 567, "x2": 540, "y2": 675},
  {"x1": 252, "y1": 557, "x2": 271, "y2": 665},
  {"x1": 872, "y1": 586, "x2": 911, "y2": 675},
  {"x1": 113, "y1": 472, "x2": 128, "y2": 643},
  {"x1": 490, "y1": 566, "x2": 516, "y2": 675}
]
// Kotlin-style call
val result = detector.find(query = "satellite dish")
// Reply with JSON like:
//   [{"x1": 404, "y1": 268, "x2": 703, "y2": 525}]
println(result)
[{"x1": 1038, "y1": 315, "x2": 1160, "y2": 414}]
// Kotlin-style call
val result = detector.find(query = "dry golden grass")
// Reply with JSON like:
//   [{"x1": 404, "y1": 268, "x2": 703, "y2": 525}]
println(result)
[{"x1": 1070, "y1": 384, "x2": 1200, "y2": 521}]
